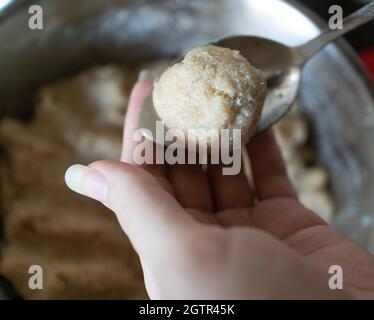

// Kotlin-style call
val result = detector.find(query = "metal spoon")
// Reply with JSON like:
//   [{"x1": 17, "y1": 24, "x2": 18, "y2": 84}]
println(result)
[{"x1": 139, "y1": 1, "x2": 374, "y2": 142}]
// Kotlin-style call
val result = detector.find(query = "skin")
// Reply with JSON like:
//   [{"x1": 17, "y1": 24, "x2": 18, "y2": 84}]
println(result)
[{"x1": 85, "y1": 79, "x2": 374, "y2": 299}]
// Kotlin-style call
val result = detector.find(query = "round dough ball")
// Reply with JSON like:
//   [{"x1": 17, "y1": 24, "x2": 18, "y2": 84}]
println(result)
[{"x1": 152, "y1": 45, "x2": 267, "y2": 144}]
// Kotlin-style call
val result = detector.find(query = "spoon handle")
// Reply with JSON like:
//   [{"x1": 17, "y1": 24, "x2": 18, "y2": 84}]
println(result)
[{"x1": 295, "y1": 1, "x2": 374, "y2": 63}]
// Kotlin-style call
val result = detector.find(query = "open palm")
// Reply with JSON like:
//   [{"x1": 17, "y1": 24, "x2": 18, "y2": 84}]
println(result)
[{"x1": 74, "y1": 79, "x2": 374, "y2": 299}]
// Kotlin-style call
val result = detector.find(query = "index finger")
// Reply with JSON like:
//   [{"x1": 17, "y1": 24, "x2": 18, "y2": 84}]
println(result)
[
  {"x1": 121, "y1": 79, "x2": 170, "y2": 189},
  {"x1": 121, "y1": 79, "x2": 154, "y2": 163}
]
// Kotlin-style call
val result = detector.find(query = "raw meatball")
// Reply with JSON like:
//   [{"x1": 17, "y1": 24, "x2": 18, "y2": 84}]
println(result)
[{"x1": 152, "y1": 45, "x2": 267, "y2": 144}]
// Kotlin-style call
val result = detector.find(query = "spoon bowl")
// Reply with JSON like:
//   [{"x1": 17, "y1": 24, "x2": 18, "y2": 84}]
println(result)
[
  {"x1": 139, "y1": 35, "x2": 301, "y2": 143},
  {"x1": 139, "y1": 1, "x2": 374, "y2": 143}
]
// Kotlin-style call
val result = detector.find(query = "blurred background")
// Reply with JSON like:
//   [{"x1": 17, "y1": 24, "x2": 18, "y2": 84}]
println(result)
[{"x1": 0, "y1": 0, "x2": 373, "y2": 300}]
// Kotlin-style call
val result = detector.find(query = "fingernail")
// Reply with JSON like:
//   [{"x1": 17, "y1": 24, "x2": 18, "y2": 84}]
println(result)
[
  {"x1": 65, "y1": 164, "x2": 108, "y2": 203},
  {"x1": 138, "y1": 69, "x2": 156, "y2": 82}
]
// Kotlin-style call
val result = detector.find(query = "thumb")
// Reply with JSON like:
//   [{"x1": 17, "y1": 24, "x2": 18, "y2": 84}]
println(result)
[{"x1": 65, "y1": 160, "x2": 196, "y2": 260}]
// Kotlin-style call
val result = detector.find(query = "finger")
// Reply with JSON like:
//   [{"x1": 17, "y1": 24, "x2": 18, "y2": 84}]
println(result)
[
  {"x1": 168, "y1": 163, "x2": 214, "y2": 213},
  {"x1": 121, "y1": 79, "x2": 153, "y2": 164},
  {"x1": 208, "y1": 163, "x2": 253, "y2": 210},
  {"x1": 122, "y1": 79, "x2": 171, "y2": 192},
  {"x1": 248, "y1": 129, "x2": 297, "y2": 200},
  {"x1": 65, "y1": 161, "x2": 197, "y2": 264}
]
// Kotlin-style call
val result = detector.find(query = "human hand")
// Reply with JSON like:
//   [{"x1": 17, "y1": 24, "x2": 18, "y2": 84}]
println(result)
[{"x1": 65, "y1": 79, "x2": 374, "y2": 299}]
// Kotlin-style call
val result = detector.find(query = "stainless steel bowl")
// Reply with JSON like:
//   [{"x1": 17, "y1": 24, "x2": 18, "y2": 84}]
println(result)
[{"x1": 1, "y1": 0, "x2": 374, "y2": 297}]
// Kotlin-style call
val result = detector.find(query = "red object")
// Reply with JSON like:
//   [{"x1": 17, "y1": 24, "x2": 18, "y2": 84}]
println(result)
[{"x1": 360, "y1": 48, "x2": 374, "y2": 82}]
